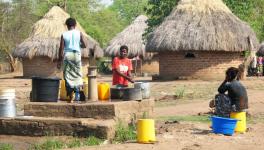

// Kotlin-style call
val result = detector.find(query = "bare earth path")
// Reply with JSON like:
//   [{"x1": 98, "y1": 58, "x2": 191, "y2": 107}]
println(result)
[{"x1": 0, "y1": 73, "x2": 264, "y2": 150}]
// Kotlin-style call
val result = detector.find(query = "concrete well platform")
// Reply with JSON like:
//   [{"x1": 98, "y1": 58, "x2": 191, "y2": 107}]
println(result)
[
  {"x1": 24, "y1": 99, "x2": 154, "y2": 122},
  {"x1": 0, "y1": 99, "x2": 154, "y2": 139},
  {"x1": 0, "y1": 116, "x2": 115, "y2": 139}
]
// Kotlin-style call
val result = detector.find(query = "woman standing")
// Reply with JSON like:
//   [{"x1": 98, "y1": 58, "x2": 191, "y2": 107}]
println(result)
[{"x1": 57, "y1": 17, "x2": 86, "y2": 102}]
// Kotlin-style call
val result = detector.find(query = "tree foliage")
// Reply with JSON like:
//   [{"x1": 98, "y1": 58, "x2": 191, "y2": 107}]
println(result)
[
  {"x1": 145, "y1": 0, "x2": 264, "y2": 41},
  {"x1": 110, "y1": 0, "x2": 148, "y2": 24},
  {"x1": 144, "y1": 0, "x2": 179, "y2": 34}
]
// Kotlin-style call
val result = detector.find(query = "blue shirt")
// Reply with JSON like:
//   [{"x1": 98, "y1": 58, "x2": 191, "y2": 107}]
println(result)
[{"x1": 63, "y1": 29, "x2": 81, "y2": 52}]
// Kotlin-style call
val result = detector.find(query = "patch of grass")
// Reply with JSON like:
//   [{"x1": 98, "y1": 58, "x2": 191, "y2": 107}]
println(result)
[
  {"x1": 247, "y1": 114, "x2": 264, "y2": 124},
  {"x1": 113, "y1": 121, "x2": 137, "y2": 143},
  {"x1": 83, "y1": 136, "x2": 103, "y2": 146},
  {"x1": 158, "y1": 115, "x2": 211, "y2": 123},
  {"x1": 29, "y1": 136, "x2": 103, "y2": 150},
  {"x1": 0, "y1": 143, "x2": 13, "y2": 150},
  {"x1": 174, "y1": 87, "x2": 185, "y2": 99},
  {"x1": 66, "y1": 138, "x2": 82, "y2": 148},
  {"x1": 30, "y1": 139, "x2": 64, "y2": 150}
]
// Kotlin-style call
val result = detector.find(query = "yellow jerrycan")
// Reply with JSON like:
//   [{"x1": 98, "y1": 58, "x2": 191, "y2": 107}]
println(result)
[
  {"x1": 59, "y1": 79, "x2": 69, "y2": 100},
  {"x1": 97, "y1": 83, "x2": 110, "y2": 101},
  {"x1": 230, "y1": 112, "x2": 247, "y2": 133},
  {"x1": 137, "y1": 119, "x2": 156, "y2": 143}
]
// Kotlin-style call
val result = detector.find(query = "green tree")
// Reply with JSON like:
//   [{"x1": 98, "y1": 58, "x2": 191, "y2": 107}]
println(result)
[
  {"x1": 144, "y1": 0, "x2": 179, "y2": 35},
  {"x1": 110, "y1": 0, "x2": 148, "y2": 24}
]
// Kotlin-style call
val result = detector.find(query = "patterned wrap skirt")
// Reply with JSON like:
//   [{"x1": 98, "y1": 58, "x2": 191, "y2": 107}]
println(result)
[{"x1": 63, "y1": 51, "x2": 83, "y2": 96}]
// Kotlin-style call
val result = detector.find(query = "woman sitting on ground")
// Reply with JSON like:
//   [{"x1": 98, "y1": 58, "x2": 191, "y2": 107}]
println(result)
[{"x1": 209, "y1": 67, "x2": 248, "y2": 117}]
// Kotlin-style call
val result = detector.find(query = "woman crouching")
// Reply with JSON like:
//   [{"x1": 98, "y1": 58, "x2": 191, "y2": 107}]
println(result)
[{"x1": 209, "y1": 67, "x2": 248, "y2": 117}]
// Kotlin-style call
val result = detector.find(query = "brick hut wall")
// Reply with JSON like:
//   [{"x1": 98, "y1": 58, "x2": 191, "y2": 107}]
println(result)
[
  {"x1": 141, "y1": 57, "x2": 159, "y2": 75},
  {"x1": 159, "y1": 51, "x2": 244, "y2": 80},
  {"x1": 23, "y1": 57, "x2": 89, "y2": 78}
]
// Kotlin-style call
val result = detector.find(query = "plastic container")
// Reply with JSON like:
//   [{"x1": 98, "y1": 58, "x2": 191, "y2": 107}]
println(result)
[
  {"x1": 31, "y1": 77, "x2": 60, "y2": 102},
  {"x1": 137, "y1": 119, "x2": 156, "y2": 143},
  {"x1": 82, "y1": 77, "x2": 88, "y2": 98},
  {"x1": 59, "y1": 79, "x2": 69, "y2": 100},
  {"x1": 98, "y1": 83, "x2": 110, "y2": 101},
  {"x1": 0, "y1": 89, "x2": 16, "y2": 117},
  {"x1": 123, "y1": 88, "x2": 142, "y2": 101},
  {"x1": 211, "y1": 116, "x2": 238, "y2": 135},
  {"x1": 134, "y1": 82, "x2": 150, "y2": 99},
  {"x1": 230, "y1": 112, "x2": 246, "y2": 133}
]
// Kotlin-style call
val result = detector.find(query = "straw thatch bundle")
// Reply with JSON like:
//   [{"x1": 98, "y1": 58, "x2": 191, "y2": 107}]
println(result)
[
  {"x1": 13, "y1": 6, "x2": 103, "y2": 60},
  {"x1": 104, "y1": 15, "x2": 151, "y2": 59},
  {"x1": 146, "y1": 0, "x2": 258, "y2": 52},
  {"x1": 257, "y1": 42, "x2": 264, "y2": 56}
]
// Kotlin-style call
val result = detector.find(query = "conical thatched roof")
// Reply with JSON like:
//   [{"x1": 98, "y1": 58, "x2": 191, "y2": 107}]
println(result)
[
  {"x1": 13, "y1": 6, "x2": 103, "y2": 60},
  {"x1": 146, "y1": 0, "x2": 259, "y2": 52},
  {"x1": 257, "y1": 42, "x2": 264, "y2": 56},
  {"x1": 104, "y1": 15, "x2": 150, "y2": 58}
]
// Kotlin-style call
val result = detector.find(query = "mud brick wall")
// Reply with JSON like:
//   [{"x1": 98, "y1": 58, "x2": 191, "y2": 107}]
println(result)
[
  {"x1": 159, "y1": 51, "x2": 244, "y2": 80},
  {"x1": 132, "y1": 57, "x2": 159, "y2": 75},
  {"x1": 23, "y1": 57, "x2": 89, "y2": 78}
]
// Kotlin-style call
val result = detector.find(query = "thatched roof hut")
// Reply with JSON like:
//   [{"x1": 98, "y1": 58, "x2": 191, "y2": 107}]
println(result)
[
  {"x1": 13, "y1": 6, "x2": 103, "y2": 60},
  {"x1": 257, "y1": 42, "x2": 264, "y2": 56},
  {"x1": 104, "y1": 15, "x2": 159, "y2": 75},
  {"x1": 146, "y1": 0, "x2": 259, "y2": 80},
  {"x1": 146, "y1": 0, "x2": 258, "y2": 52},
  {"x1": 12, "y1": 6, "x2": 103, "y2": 77},
  {"x1": 104, "y1": 15, "x2": 148, "y2": 58}
]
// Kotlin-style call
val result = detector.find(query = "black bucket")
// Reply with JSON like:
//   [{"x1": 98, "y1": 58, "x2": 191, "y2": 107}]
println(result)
[
  {"x1": 31, "y1": 77, "x2": 60, "y2": 102},
  {"x1": 110, "y1": 88, "x2": 125, "y2": 99},
  {"x1": 123, "y1": 88, "x2": 142, "y2": 101}
]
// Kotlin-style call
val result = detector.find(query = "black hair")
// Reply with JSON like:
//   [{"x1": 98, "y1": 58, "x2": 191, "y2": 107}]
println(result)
[
  {"x1": 226, "y1": 67, "x2": 240, "y2": 81},
  {"x1": 65, "y1": 18, "x2": 76, "y2": 28},
  {"x1": 119, "y1": 45, "x2": 128, "y2": 52}
]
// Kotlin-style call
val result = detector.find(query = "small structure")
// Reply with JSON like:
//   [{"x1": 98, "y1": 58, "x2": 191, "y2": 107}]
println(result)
[
  {"x1": 146, "y1": 0, "x2": 258, "y2": 80},
  {"x1": 104, "y1": 15, "x2": 159, "y2": 75},
  {"x1": 0, "y1": 99, "x2": 154, "y2": 139},
  {"x1": 13, "y1": 6, "x2": 103, "y2": 78}
]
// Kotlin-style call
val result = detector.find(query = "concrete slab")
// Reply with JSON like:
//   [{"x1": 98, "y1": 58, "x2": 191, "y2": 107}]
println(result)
[
  {"x1": 24, "y1": 99, "x2": 154, "y2": 122},
  {"x1": 0, "y1": 116, "x2": 115, "y2": 139}
]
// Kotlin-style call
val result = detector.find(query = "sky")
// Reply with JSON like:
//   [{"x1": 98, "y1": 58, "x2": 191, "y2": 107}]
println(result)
[{"x1": 100, "y1": 0, "x2": 113, "y2": 6}]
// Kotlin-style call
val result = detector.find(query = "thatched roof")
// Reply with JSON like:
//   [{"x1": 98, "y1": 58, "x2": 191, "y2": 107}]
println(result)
[
  {"x1": 104, "y1": 15, "x2": 150, "y2": 59},
  {"x1": 146, "y1": 0, "x2": 259, "y2": 52},
  {"x1": 13, "y1": 6, "x2": 103, "y2": 60},
  {"x1": 257, "y1": 42, "x2": 264, "y2": 56}
]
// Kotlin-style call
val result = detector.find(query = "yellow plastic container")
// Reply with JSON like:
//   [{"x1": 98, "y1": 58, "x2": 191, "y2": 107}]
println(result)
[
  {"x1": 59, "y1": 79, "x2": 69, "y2": 100},
  {"x1": 230, "y1": 112, "x2": 246, "y2": 133},
  {"x1": 97, "y1": 83, "x2": 110, "y2": 101},
  {"x1": 137, "y1": 119, "x2": 156, "y2": 143},
  {"x1": 82, "y1": 77, "x2": 88, "y2": 98}
]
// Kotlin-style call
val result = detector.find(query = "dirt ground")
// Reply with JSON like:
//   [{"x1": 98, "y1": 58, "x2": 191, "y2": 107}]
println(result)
[{"x1": 0, "y1": 72, "x2": 264, "y2": 150}]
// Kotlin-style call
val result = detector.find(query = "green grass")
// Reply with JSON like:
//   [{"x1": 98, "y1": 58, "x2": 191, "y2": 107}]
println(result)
[
  {"x1": 83, "y1": 136, "x2": 103, "y2": 146},
  {"x1": 29, "y1": 136, "x2": 103, "y2": 150},
  {"x1": 113, "y1": 121, "x2": 137, "y2": 143},
  {"x1": 0, "y1": 143, "x2": 13, "y2": 150},
  {"x1": 30, "y1": 139, "x2": 64, "y2": 150},
  {"x1": 158, "y1": 115, "x2": 211, "y2": 123},
  {"x1": 66, "y1": 138, "x2": 82, "y2": 148}
]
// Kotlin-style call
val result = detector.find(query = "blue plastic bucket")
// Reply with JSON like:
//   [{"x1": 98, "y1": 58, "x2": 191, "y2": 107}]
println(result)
[{"x1": 211, "y1": 116, "x2": 238, "y2": 135}]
